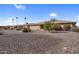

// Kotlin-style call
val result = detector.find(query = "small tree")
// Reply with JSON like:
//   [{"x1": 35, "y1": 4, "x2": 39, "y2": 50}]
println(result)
[
  {"x1": 43, "y1": 22, "x2": 62, "y2": 31},
  {"x1": 43, "y1": 21, "x2": 52, "y2": 31}
]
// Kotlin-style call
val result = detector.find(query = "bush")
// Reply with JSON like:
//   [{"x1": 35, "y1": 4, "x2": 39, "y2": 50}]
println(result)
[
  {"x1": 52, "y1": 24, "x2": 62, "y2": 31},
  {"x1": 73, "y1": 27, "x2": 79, "y2": 32},
  {"x1": 43, "y1": 22, "x2": 62, "y2": 31},
  {"x1": 22, "y1": 28, "x2": 31, "y2": 32},
  {"x1": 64, "y1": 24, "x2": 71, "y2": 31},
  {"x1": 16, "y1": 26, "x2": 24, "y2": 31},
  {"x1": 43, "y1": 21, "x2": 52, "y2": 31}
]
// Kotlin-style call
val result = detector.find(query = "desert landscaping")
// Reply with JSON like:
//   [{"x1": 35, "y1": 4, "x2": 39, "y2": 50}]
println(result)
[
  {"x1": 0, "y1": 30, "x2": 79, "y2": 54},
  {"x1": 0, "y1": 19, "x2": 79, "y2": 54}
]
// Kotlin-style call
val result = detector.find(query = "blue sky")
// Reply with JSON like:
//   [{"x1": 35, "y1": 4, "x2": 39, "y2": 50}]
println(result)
[{"x1": 0, "y1": 4, "x2": 79, "y2": 26}]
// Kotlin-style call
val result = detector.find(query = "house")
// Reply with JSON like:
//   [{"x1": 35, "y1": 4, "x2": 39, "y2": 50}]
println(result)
[{"x1": 27, "y1": 19, "x2": 76, "y2": 31}]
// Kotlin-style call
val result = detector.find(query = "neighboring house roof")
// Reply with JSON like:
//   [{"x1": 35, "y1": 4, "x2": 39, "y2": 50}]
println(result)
[
  {"x1": 27, "y1": 23, "x2": 41, "y2": 26},
  {"x1": 39, "y1": 19, "x2": 76, "y2": 24},
  {"x1": 27, "y1": 19, "x2": 76, "y2": 26}
]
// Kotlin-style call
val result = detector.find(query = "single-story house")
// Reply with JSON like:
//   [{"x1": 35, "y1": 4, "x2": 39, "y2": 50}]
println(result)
[{"x1": 27, "y1": 19, "x2": 76, "y2": 31}]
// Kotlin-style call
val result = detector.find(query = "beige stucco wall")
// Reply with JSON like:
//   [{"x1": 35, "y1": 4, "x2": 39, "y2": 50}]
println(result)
[
  {"x1": 59, "y1": 23, "x2": 76, "y2": 28},
  {"x1": 30, "y1": 25, "x2": 41, "y2": 30},
  {"x1": 29, "y1": 23, "x2": 76, "y2": 31}
]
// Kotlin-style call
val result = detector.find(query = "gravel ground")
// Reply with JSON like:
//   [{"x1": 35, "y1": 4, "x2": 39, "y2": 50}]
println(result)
[
  {"x1": 48, "y1": 31, "x2": 79, "y2": 54},
  {"x1": 0, "y1": 30, "x2": 79, "y2": 54}
]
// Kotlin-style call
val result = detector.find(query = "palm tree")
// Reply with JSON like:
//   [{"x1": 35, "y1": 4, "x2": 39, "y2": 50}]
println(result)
[
  {"x1": 24, "y1": 17, "x2": 26, "y2": 20},
  {"x1": 24, "y1": 17, "x2": 26, "y2": 28},
  {"x1": 16, "y1": 17, "x2": 19, "y2": 29},
  {"x1": 12, "y1": 18, "x2": 14, "y2": 29},
  {"x1": 24, "y1": 17, "x2": 27, "y2": 24},
  {"x1": 16, "y1": 17, "x2": 18, "y2": 25},
  {"x1": 16, "y1": 17, "x2": 18, "y2": 19},
  {"x1": 24, "y1": 17, "x2": 29, "y2": 30}
]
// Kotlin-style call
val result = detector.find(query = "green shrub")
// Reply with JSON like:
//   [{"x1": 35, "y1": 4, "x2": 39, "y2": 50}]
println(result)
[
  {"x1": 43, "y1": 22, "x2": 62, "y2": 31},
  {"x1": 23, "y1": 28, "x2": 28, "y2": 32},
  {"x1": 43, "y1": 21, "x2": 52, "y2": 31},
  {"x1": 64, "y1": 24, "x2": 71, "y2": 31},
  {"x1": 40, "y1": 25, "x2": 44, "y2": 29},
  {"x1": 22, "y1": 28, "x2": 31, "y2": 32}
]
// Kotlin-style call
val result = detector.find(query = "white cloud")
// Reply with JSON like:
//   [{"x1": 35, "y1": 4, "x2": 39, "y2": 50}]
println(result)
[
  {"x1": 0, "y1": 17, "x2": 13, "y2": 26},
  {"x1": 7, "y1": 17, "x2": 14, "y2": 23},
  {"x1": 5, "y1": 17, "x2": 15, "y2": 25},
  {"x1": 50, "y1": 13, "x2": 58, "y2": 17},
  {"x1": 14, "y1": 4, "x2": 26, "y2": 10},
  {"x1": 76, "y1": 15, "x2": 79, "y2": 18},
  {"x1": 0, "y1": 17, "x2": 26, "y2": 26},
  {"x1": 75, "y1": 15, "x2": 79, "y2": 26},
  {"x1": 5, "y1": 17, "x2": 26, "y2": 25}
]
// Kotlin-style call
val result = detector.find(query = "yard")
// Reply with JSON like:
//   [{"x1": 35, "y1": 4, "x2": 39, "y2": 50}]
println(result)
[{"x1": 0, "y1": 30, "x2": 79, "y2": 54}]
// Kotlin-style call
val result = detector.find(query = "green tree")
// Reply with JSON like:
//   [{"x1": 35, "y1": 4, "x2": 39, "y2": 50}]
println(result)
[
  {"x1": 43, "y1": 21, "x2": 52, "y2": 31},
  {"x1": 43, "y1": 22, "x2": 62, "y2": 31}
]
